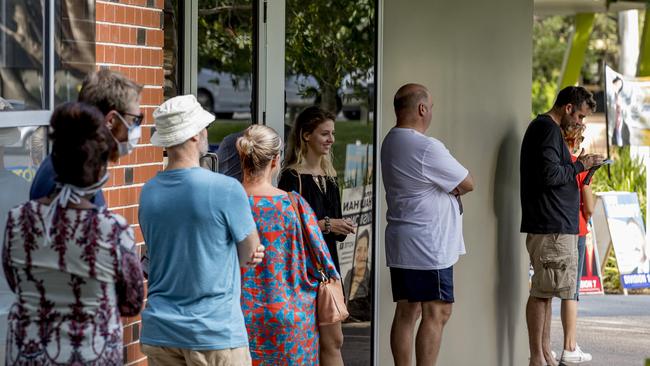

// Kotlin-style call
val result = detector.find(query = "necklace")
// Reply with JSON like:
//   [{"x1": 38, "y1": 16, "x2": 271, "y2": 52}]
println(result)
[{"x1": 314, "y1": 175, "x2": 327, "y2": 194}]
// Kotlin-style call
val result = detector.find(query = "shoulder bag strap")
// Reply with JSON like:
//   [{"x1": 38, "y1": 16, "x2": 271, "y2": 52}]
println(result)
[
  {"x1": 288, "y1": 192, "x2": 326, "y2": 279},
  {"x1": 297, "y1": 171, "x2": 302, "y2": 196}
]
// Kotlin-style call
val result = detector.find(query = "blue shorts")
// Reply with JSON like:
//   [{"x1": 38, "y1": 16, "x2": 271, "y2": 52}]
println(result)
[
  {"x1": 390, "y1": 266, "x2": 454, "y2": 303},
  {"x1": 575, "y1": 236, "x2": 587, "y2": 301}
]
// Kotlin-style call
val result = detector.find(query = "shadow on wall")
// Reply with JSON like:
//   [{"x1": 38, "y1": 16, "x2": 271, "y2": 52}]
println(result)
[{"x1": 492, "y1": 127, "x2": 524, "y2": 366}]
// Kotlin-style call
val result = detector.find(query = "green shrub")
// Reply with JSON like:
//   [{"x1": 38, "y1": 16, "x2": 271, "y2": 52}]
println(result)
[{"x1": 591, "y1": 146, "x2": 646, "y2": 217}]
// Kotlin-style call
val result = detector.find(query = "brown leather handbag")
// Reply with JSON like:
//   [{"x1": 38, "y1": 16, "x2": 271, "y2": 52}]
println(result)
[{"x1": 289, "y1": 192, "x2": 349, "y2": 325}]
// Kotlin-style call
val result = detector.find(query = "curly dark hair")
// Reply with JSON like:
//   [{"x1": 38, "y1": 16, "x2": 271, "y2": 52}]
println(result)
[
  {"x1": 553, "y1": 86, "x2": 597, "y2": 112},
  {"x1": 49, "y1": 102, "x2": 116, "y2": 187}
]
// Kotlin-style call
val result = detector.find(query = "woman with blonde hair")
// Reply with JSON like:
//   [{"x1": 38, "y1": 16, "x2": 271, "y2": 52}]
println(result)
[
  {"x1": 278, "y1": 106, "x2": 353, "y2": 365},
  {"x1": 279, "y1": 106, "x2": 355, "y2": 271},
  {"x1": 237, "y1": 124, "x2": 340, "y2": 365}
]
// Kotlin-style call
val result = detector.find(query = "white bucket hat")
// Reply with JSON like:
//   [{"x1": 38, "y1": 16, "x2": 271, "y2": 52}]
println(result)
[
  {"x1": 151, "y1": 94, "x2": 215, "y2": 148},
  {"x1": 0, "y1": 127, "x2": 20, "y2": 147}
]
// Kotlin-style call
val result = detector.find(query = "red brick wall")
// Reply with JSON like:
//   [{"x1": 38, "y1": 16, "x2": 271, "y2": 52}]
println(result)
[{"x1": 95, "y1": 1, "x2": 166, "y2": 364}]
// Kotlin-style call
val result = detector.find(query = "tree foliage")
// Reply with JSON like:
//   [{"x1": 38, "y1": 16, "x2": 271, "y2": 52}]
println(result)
[
  {"x1": 197, "y1": 0, "x2": 375, "y2": 113},
  {"x1": 532, "y1": 14, "x2": 619, "y2": 116},
  {"x1": 285, "y1": 0, "x2": 374, "y2": 113},
  {"x1": 198, "y1": 0, "x2": 253, "y2": 82}
]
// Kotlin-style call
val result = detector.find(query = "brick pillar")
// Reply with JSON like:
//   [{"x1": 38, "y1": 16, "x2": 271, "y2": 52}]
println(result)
[{"x1": 95, "y1": 1, "x2": 165, "y2": 365}]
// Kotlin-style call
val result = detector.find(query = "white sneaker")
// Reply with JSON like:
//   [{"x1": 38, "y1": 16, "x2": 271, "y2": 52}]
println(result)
[{"x1": 561, "y1": 344, "x2": 592, "y2": 364}]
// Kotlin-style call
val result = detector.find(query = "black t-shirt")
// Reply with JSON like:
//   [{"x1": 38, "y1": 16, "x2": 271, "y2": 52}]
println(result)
[
  {"x1": 520, "y1": 114, "x2": 584, "y2": 234},
  {"x1": 278, "y1": 169, "x2": 345, "y2": 271}
]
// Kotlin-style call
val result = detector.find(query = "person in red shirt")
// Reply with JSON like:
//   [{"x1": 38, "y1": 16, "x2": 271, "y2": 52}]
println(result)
[{"x1": 559, "y1": 123, "x2": 595, "y2": 364}]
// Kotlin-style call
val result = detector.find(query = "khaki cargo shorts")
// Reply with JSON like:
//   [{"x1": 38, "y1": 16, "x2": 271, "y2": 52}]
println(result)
[
  {"x1": 526, "y1": 233, "x2": 578, "y2": 300},
  {"x1": 142, "y1": 344, "x2": 251, "y2": 366}
]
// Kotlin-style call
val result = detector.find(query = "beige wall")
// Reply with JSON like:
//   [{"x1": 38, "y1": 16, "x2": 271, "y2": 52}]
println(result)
[{"x1": 376, "y1": 1, "x2": 534, "y2": 365}]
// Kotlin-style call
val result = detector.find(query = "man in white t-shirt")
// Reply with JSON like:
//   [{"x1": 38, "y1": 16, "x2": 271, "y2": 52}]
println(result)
[{"x1": 381, "y1": 83, "x2": 474, "y2": 366}]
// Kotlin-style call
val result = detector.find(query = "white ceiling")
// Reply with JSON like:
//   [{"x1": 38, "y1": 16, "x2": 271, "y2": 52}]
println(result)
[{"x1": 534, "y1": 0, "x2": 645, "y2": 16}]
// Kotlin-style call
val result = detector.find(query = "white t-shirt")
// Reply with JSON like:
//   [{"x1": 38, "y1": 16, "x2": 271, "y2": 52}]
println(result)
[{"x1": 380, "y1": 128, "x2": 468, "y2": 270}]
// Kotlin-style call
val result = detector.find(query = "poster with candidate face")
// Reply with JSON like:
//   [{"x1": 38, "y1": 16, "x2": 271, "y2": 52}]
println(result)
[
  {"x1": 339, "y1": 185, "x2": 373, "y2": 320},
  {"x1": 605, "y1": 65, "x2": 650, "y2": 147},
  {"x1": 600, "y1": 192, "x2": 650, "y2": 289}
]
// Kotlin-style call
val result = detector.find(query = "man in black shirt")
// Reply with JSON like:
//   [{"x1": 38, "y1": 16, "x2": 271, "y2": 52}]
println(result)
[{"x1": 520, "y1": 86, "x2": 602, "y2": 366}]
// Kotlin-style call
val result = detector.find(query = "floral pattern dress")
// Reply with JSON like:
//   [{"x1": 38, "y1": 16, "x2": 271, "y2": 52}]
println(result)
[
  {"x1": 2, "y1": 201, "x2": 144, "y2": 365},
  {"x1": 241, "y1": 193, "x2": 339, "y2": 365}
]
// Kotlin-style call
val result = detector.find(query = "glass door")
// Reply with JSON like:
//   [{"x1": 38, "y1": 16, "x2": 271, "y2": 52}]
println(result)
[
  {"x1": 197, "y1": 0, "x2": 256, "y2": 179},
  {"x1": 284, "y1": 1, "x2": 377, "y2": 364}
]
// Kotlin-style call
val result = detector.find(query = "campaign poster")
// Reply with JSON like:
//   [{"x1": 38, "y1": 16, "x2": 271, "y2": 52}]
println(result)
[
  {"x1": 339, "y1": 185, "x2": 373, "y2": 316},
  {"x1": 600, "y1": 192, "x2": 650, "y2": 289},
  {"x1": 344, "y1": 143, "x2": 373, "y2": 188},
  {"x1": 605, "y1": 65, "x2": 650, "y2": 147},
  {"x1": 579, "y1": 220, "x2": 604, "y2": 294}
]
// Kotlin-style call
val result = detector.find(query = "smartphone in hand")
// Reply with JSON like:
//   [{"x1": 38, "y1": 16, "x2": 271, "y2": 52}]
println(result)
[{"x1": 584, "y1": 159, "x2": 613, "y2": 185}]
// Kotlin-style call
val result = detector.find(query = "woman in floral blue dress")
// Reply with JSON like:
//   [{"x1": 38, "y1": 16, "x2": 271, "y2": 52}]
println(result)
[{"x1": 237, "y1": 125, "x2": 339, "y2": 365}]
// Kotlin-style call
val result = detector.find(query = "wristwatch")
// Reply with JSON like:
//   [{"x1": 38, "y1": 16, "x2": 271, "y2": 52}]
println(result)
[{"x1": 323, "y1": 216, "x2": 331, "y2": 234}]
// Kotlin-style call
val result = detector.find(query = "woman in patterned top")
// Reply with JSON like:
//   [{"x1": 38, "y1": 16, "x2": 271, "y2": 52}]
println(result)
[
  {"x1": 237, "y1": 125, "x2": 339, "y2": 365},
  {"x1": 2, "y1": 102, "x2": 144, "y2": 365}
]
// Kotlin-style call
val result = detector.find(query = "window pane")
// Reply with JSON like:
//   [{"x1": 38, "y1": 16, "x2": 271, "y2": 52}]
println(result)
[
  {"x1": 0, "y1": 124, "x2": 47, "y2": 359},
  {"x1": 163, "y1": 0, "x2": 182, "y2": 100},
  {"x1": 0, "y1": 0, "x2": 44, "y2": 111},
  {"x1": 197, "y1": 0, "x2": 253, "y2": 163},
  {"x1": 285, "y1": 1, "x2": 376, "y2": 363},
  {"x1": 0, "y1": 1, "x2": 96, "y2": 113},
  {"x1": 54, "y1": 0, "x2": 96, "y2": 105}
]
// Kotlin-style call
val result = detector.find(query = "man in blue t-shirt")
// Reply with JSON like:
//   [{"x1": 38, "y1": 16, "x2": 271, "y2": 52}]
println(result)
[
  {"x1": 30, "y1": 69, "x2": 143, "y2": 204},
  {"x1": 139, "y1": 95, "x2": 264, "y2": 365}
]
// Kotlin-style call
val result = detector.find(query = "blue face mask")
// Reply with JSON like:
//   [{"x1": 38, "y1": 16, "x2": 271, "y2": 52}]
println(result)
[{"x1": 115, "y1": 113, "x2": 141, "y2": 156}]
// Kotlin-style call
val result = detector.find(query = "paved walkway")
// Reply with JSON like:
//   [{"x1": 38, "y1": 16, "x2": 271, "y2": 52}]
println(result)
[
  {"x1": 342, "y1": 321, "x2": 372, "y2": 365},
  {"x1": 551, "y1": 294, "x2": 650, "y2": 365}
]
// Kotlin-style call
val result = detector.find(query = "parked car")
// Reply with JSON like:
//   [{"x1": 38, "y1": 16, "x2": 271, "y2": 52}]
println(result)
[
  {"x1": 197, "y1": 69, "x2": 253, "y2": 119},
  {"x1": 197, "y1": 68, "x2": 373, "y2": 120},
  {"x1": 340, "y1": 69, "x2": 374, "y2": 120}
]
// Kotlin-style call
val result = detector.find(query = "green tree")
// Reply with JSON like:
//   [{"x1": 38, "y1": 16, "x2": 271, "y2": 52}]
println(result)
[
  {"x1": 197, "y1": 0, "x2": 375, "y2": 114},
  {"x1": 532, "y1": 14, "x2": 619, "y2": 116},
  {"x1": 285, "y1": 0, "x2": 374, "y2": 113},
  {"x1": 198, "y1": 0, "x2": 253, "y2": 84},
  {"x1": 532, "y1": 15, "x2": 571, "y2": 116}
]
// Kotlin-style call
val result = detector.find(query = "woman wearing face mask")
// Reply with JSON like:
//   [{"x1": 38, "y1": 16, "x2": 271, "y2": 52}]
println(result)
[
  {"x1": 278, "y1": 106, "x2": 353, "y2": 366},
  {"x1": 2, "y1": 102, "x2": 145, "y2": 365},
  {"x1": 237, "y1": 125, "x2": 339, "y2": 365}
]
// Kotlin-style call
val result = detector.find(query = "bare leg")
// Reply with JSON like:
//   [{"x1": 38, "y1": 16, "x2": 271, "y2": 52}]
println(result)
[
  {"x1": 390, "y1": 301, "x2": 422, "y2": 366},
  {"x1": 527, "y1": 296, "x2": 551, "y2": 366},
  {"x1": 542, "y1": 299, "x2": 558, "y2": 366},
  {"x1": 415, "y1": 300, "x2": 452, "y2": 366},
  {"x1": 320, "y1": 322, "x2": 344, "y2": 366},
  {"x1": 561, "y1": 299, "x2": 577, "y2": 351}
]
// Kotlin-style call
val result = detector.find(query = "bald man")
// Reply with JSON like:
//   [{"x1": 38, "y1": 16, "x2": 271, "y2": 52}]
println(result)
[{"x1": 380, "y1": 84, "x2": 474, "y2": 366}]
